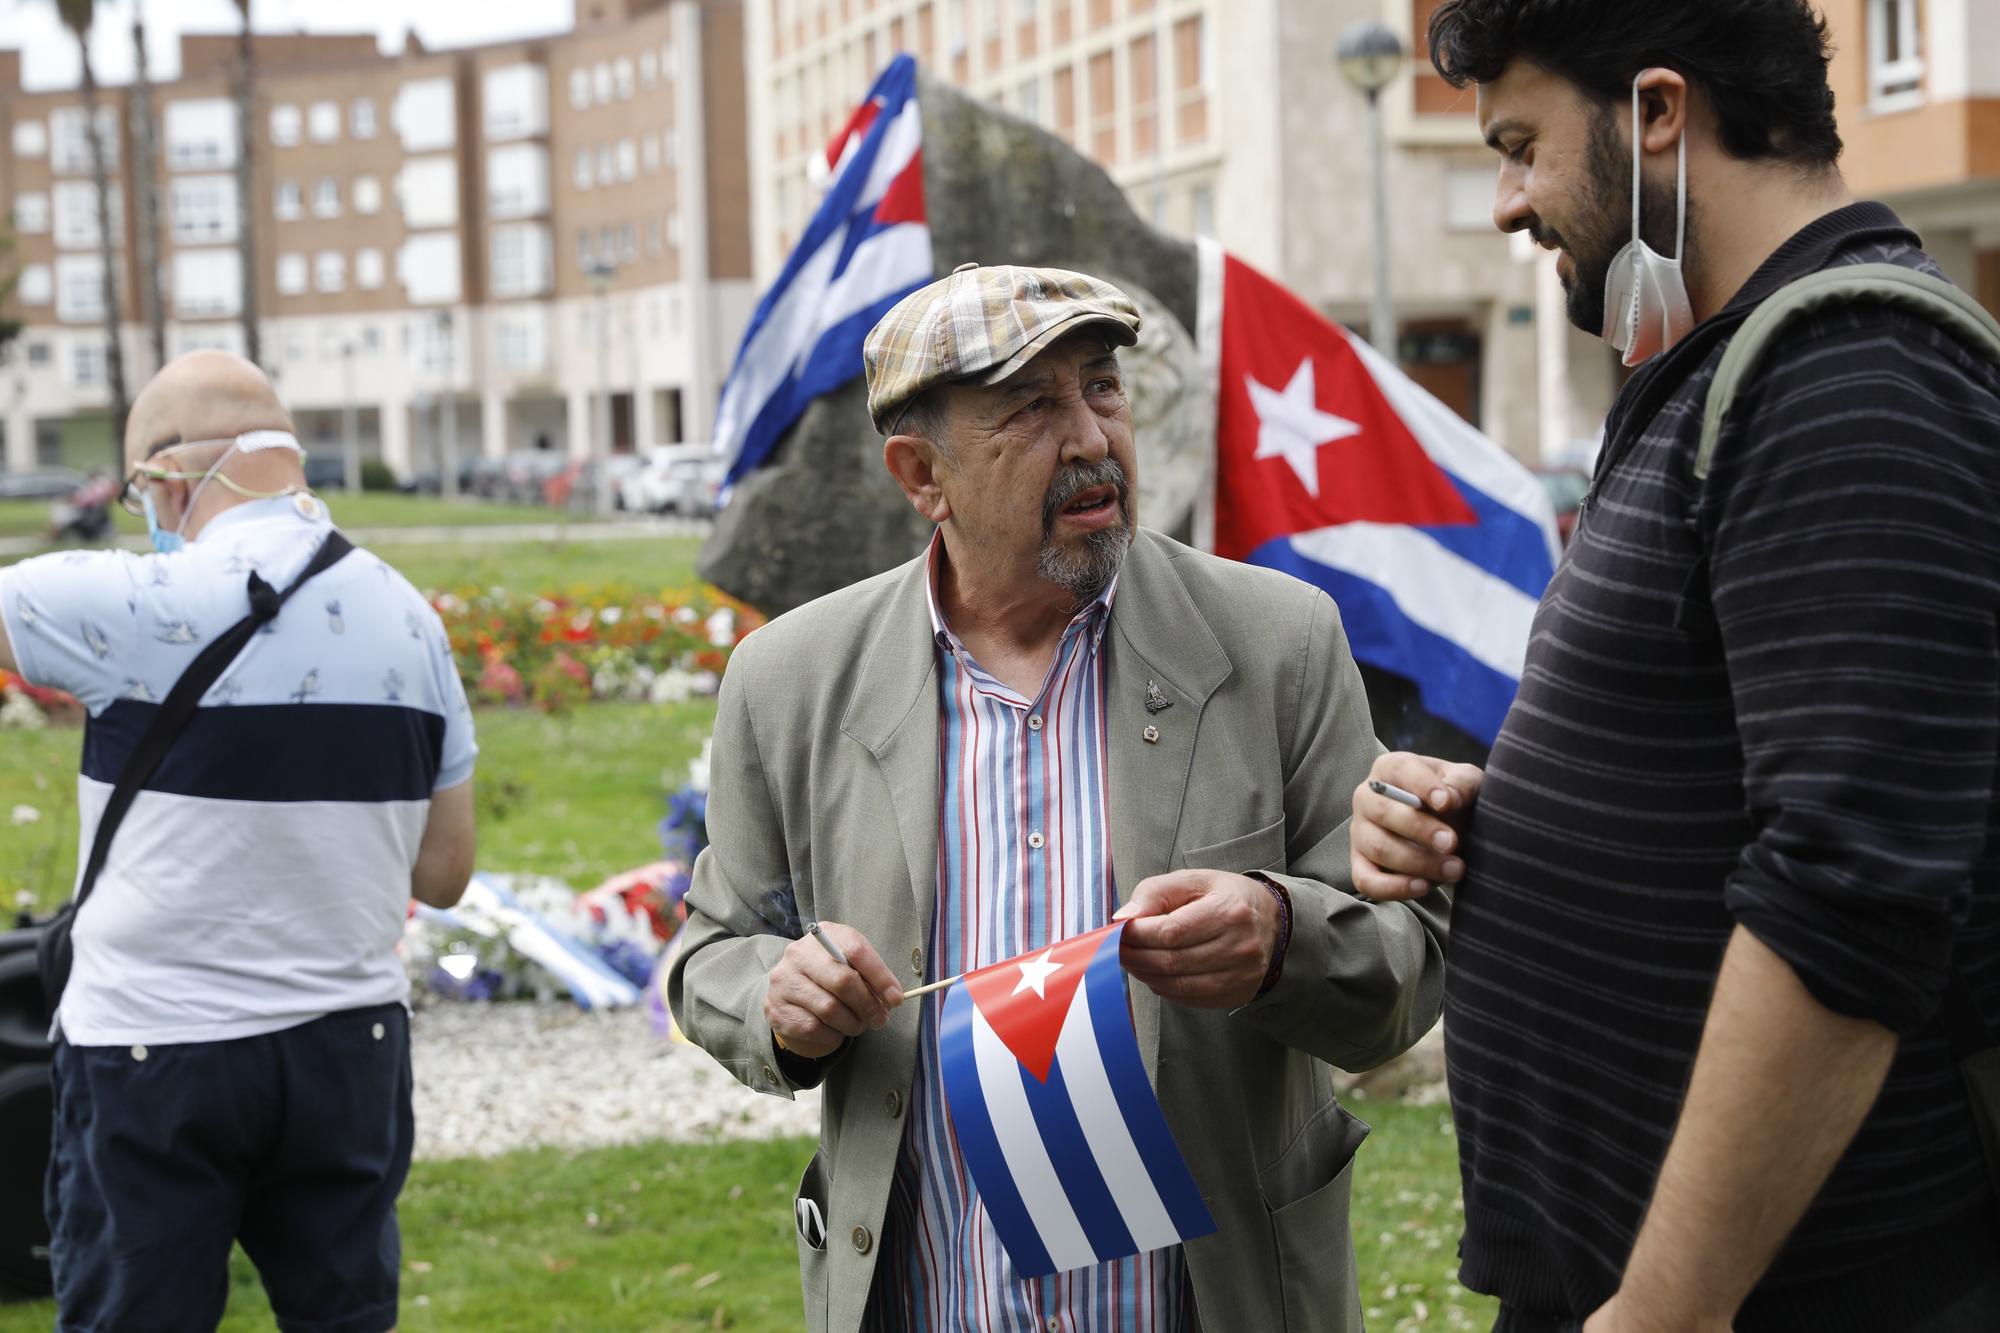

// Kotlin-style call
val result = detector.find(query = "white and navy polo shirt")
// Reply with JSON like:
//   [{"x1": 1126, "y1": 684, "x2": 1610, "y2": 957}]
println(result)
[{"x1": 0, "y1": 494, "x2": 476, "y2": 1047}]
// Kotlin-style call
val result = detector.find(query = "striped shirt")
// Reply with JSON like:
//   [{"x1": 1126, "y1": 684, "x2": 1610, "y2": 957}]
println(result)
[
  {"x1": 1448, "y1": 203, "x2": 2000, "y2": 1330},
  {"x1": 0, "y1": 495, "x2": 475, "y2": 1047},
  {"x1": 871, "y1": 536, "x2": 1186, "y2": 1333}
]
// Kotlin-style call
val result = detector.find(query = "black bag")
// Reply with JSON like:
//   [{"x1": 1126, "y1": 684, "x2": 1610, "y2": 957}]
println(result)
[{"x1": 35, "y1": 532, "x2": 353, "y2": 1011}]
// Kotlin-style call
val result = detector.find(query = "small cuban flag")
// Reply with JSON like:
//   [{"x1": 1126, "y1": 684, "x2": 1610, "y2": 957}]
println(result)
[{"x1": 939, "y1": 922, "x2": 1217, "y2": 1279}]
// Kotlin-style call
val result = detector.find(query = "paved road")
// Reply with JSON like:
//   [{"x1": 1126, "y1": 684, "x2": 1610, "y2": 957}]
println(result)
[{"x1": 0, "y1": 515, "x2": 711, "y2": 559}]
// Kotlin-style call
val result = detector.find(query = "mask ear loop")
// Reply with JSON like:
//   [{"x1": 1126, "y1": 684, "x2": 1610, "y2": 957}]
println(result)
[
  {"x1": 1632, "y1": 71, "x2": 1690, "y2": 264},
  {"x1": 1672, "y1": 108, "x2": 1688, "y2": 264},
  {"x1": 176, "y1": 436, "x2": 247, "y2": 539},
  {"x1": 1630, "y1": 76, "x2": 1644, "y2": 246}
]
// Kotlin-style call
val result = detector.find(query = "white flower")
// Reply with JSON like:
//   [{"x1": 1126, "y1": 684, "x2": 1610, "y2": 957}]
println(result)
[
  {"x1": 598, "y1": 607, "x2": 623, "y2": 625},
  {"x1": 705, "y1": 607, "x2": 736, "y2": 647},
  {"x1": 0, "y1": 689, "x2": 47, "y2": 731},
  {"x1": 9, "y1": 804, "x2": 41, "y2": 826},
  {"x1": 671, "y1": 606, "x2": 699, "y2": 626},
  {"x1": 648, "y1": 668, "x2": 701, "y2": 706}
]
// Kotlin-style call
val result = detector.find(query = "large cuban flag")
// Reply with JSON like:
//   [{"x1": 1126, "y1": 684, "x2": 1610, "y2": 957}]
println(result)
[
  {"x1": 939, "y1": 922, "x2": 1216, "y2": 1279},
  {"x1": 714, "y1": 55, "x2": 933, "y2": 488},
  {"x1": 1197, "y1": 244, "x2": 1559, "y2": 745}
]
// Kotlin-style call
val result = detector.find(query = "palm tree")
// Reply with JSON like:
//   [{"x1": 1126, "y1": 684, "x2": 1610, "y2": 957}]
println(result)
[
  {"x1": 232, "y1": 0, "x2": 260, "y2": 365},
  {"x1": 130, "y1": 3, "x2": 166, "y2": 375},
  {"x1": 56, "y1": 0, "x2": 131, "y2": 468}
]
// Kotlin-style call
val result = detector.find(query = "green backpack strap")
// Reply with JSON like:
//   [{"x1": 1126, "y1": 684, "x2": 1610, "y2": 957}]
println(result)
[{"x1": 1696, "y1": 262, "x2": 2000, "y2": 481}]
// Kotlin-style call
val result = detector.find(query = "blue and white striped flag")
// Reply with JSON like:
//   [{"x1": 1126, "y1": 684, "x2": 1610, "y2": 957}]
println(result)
[{"x1": 939, "y1": 922, "x2": 1217, "y2": 1278}]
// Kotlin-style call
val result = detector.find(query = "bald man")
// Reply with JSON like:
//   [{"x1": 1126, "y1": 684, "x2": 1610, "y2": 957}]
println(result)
[{"x1": 0, "y1": 352, "x2": 477, "y2": 1333}]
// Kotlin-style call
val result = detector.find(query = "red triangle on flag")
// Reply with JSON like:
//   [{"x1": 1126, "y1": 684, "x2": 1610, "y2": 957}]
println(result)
[
  {"x1": 960, "y1": 923, "x2": 1120, "y2": 1083},
  {"x1": 1214, "y1": 254, "x2": 1477, "y2": 561}
]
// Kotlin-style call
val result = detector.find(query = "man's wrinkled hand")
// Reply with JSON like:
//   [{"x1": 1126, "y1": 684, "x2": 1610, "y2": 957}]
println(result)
[
  {"x1": 1349, "y1": 752, "x2": 1485, "y2": 902},
  {"x1": 763, "y1": 922, "x2": 904, "y2": 1061},
  {"x1": 1114, "y1": 870, "x2": 1279, "y2": 1009}
]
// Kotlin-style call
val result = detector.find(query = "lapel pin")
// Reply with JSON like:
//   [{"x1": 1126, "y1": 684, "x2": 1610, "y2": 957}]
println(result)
[
  {"x1": 1144, "y1": 681, "x2": 1172, "y2": 714},
  {"x1": 1143, "y1": 725, "x2": 1161, "y2": 744}
]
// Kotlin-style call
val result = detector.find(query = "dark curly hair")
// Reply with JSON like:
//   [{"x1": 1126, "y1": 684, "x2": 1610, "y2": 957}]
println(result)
[{"x1": 1427, "y1": 0, "x2": 1843, "y2": 168}]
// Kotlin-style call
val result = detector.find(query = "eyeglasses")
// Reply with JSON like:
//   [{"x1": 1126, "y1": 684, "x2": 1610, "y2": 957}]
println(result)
[{"x1": 118, "y1": 431, "x2": 305, "y2": 516}]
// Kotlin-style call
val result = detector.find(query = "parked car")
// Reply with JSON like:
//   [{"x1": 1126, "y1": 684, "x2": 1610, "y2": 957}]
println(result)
[
  {"x1": 303, "y1": 454, "x2": 347, "y2": 492},
  {"x1": 0, "y1": 467, "x2": 88, "y2": 501},
  {"x1": 499, "y1": 450, "x2": 568, "y2": 505},
  {"x1": 619, "y1": 446, "x2": 725, "y2": 516},
  {"x1": 546, "y1": 453, "x2": 650, "y2": 512}
]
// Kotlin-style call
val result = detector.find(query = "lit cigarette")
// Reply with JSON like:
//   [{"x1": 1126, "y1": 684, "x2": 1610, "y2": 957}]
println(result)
[
  {"x1": 1368, "y1": 779, "x2": 1426, "y2": 811},
  {"x1": 806, "y1": 921, "x2": 850, "y2": 967}
]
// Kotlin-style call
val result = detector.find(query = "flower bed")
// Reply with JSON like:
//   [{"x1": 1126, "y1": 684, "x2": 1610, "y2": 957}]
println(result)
[
  {"x1": 0, "y1": 668, "x2": 82, "y2": 729},
  {"x1": 434, "y1": 584, "x2": 762, "y2": 711}
]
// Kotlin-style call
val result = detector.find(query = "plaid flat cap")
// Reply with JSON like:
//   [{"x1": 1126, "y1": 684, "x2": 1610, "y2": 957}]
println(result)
[{"x1": 864, "y1": 263, "x2": 1142, "y2": 434}]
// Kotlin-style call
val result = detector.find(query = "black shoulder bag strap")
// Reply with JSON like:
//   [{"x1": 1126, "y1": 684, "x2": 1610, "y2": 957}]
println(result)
[{"x1": 36, "y1": 530, "x2": 355, "y2": 1010}]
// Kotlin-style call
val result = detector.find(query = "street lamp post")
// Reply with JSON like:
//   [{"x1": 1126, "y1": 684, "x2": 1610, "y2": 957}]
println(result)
[
  {"x1": 434, "y1": 312, "x2": 461, "y2": 501},
  {"x1": 585, "y1": 256, "x2": 618, "y2": 518},
  {"x1": 1336, "y1": 20, "x2": 1407, "y2": 364},
  {"x1": 340, "y1": 341, "x2": 359, "y2": 495}
]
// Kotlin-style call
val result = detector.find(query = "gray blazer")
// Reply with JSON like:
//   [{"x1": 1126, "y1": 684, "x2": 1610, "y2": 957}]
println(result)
[{"x1": 669, "y1": 528, "x2": 1450, "y2": 1332}]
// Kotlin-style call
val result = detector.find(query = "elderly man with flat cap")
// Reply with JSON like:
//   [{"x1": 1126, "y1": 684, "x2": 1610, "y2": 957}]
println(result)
[{"x1": 670, "y1": 265, "x2": 1447, "y2": 1332}]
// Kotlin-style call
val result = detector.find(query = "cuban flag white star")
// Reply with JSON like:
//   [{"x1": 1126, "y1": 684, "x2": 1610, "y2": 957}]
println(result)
[
  {"x1": 1011, "y1": 948, "x2": 1064, "y2": 999},
  {"x1": 1246, "y1": 357, "x2": 1361, "y2": 498}
]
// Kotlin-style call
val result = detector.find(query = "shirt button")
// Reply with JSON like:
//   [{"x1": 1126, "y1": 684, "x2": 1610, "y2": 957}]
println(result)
[
  {"x1": 885, "y1": 1089, "x2": 903, "y2": 1118},
  {"x1": 1047, "y1": 1320, "x2": 1061, "y2": 1333},
  {"x1": 372, "y1": 1023, "x2": 386, "y2": 1041},
  {"x1": 1028, "y1": 714, "x2": 1043, "y2": 731},
  {"x1": 851, "y1": 1225, "x2": 873, "y2": 1254},
  {"x1": 1029, "y1": 831, "x2": 1045, "y2": 849},
  {"x1": 910, "y1": 947, "x2": 924, "y2": 975},
  {"x1": 761, "y1": 1064, "x2": 777, "y2": 1084},
  {"x1": 130, "y1": 1045, "x2": 147, "y2": 1062}
]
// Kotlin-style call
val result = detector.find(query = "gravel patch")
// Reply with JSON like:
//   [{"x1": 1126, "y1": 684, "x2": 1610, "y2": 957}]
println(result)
[{"x1": 410, "y1": 1000, "x2": 820, "y2": 1160}]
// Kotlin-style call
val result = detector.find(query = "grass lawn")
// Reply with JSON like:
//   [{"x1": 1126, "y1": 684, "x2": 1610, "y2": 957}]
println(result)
[
  {"x1": 0, "y1": 1102, "x2": 1491, "y2": 1332},
  {"x1": 370, "y1": 536, "x2": 707, "y2": 597},
  {"x1": 0, "y1": 492, "x2": 601, "y2": 544}
]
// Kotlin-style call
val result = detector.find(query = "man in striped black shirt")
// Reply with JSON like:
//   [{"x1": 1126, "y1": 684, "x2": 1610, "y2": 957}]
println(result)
[{"x1": 1349, "y1": 3, "x2": 2000, "y2": 1331}]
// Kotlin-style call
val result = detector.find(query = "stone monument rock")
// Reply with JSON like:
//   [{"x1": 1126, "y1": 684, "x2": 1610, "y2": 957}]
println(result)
[{"x1": 698, "y1": 73, "x2": 1212, "y2": 616}]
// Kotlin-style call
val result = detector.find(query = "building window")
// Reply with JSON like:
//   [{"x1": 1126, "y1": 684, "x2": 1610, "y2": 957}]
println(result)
[
  {"x1": 645, "y1": 216, "x2": 662, "y2": 258},
  {"x1": 276, "y1": 253, "x2": 308, "y2": 295},
  {"x1": 487, "y1": 143, "x2": 551, "y2": 219},
  {"x1": 574, "y1": 148, "x2": 593, "y2": 190},
  {"x1": 1445, "y1": 165, "x2": 1497, "y2": 231},
  {"x1": 1869, "y1": 0, "x2": 1925, "y2": 108},
  {"x1": 172, "y1": 248, "x2": 241, "y2": 317},
  {"x1": 13, "y1": 192, "x2": 49, "y2": 234},
  {"x1": 55, "y1": 255, "x2": 105, "y2": 323},
  {"x1": 53, "y1": 181, "x2": 119, "y2": 250},
  {"x1": 356, "y1": 247, "x2": 385, "y2": 290},
  {"x1": 569, "y1": 67, "x2": 591, "y2": 110},
  {"x1": 1018, "y1": 76, "x2": 1041, "y2": 123},
  {"x1": 315, "y1": 251, "x2": 345, "y2": 293},
  {"x1": 396, "y1": 158, "x2": 459, "y2": 229},
  {"x1": 615, "y1": 58, "x2": 636, "y2": 99},
  {"x1": 11, "y1": 119, "x2": 46, "y2": 158},
  {"x1": 598, "y1": 225, "x2": 616, "y2": 263},
  {"x1": 49, "y1": 106, "x2": 118, "y2": 175},
  {"x1": 597, "y1": 145, "x2": 615, "y2": 184},
  {"x1": 164, "y1": 98, "x2": 236, "y2": 169},
  {"x1": 354, "y1": 175, "x2": 383, "y2": 214},
  {"x1": 619, "y1": 222, "x2": 637, "y2": 264},
  {"x1": 490, "y1": 222, "x2": 552, "y2": 298},
  {"x1": 270, "y1": 104, "x2": 302, "y2": 146},
  {"x1": 593, "y1": 61, "x2": 613, "y2": 104},
  {"x1": 313, "y1": 177, "x2": 342, "y2": 219},
  {"x1": 616, "y1": 139, "x2": 638, "y2": 181},
  {"x1": 351, "y1": 98, "x2": 378, "y2": 139},
  {"x1": 642, "y1": 133, "x2": 661, "y2": 172},
  {"x1": 393, "y1": 78, "x2": 457, "y2": 153},
  {"x1": 483, "y1": 64, "x2": 550, "y2": 141},
  {"x1": 274, "y1": 178, "x2": 302, "y2": 220},
  {"x1": 16, "y1": 263, "x2": 52, "y2": 305},
  {"x1": 308, "y1": 101, "x2": 341, "y2": 143},
  {"x1": 71, "y1": 341, "x2": 104, "y2": 389},
  {"x1": 26, "y1": 342, "x2": 51, "y2": 368},
  {"x1": 495, "y1": 310, "x2": 547, "y2": 373},
  {"x1": 170, "y1": 175, "x2": 237, "y2": 244},
  {"x1": 396, "y1": 233, "x2": 462, "y2": 306},
  {"x1": 1191, "y1": 185, "x2": 1214, "y2": 239}
]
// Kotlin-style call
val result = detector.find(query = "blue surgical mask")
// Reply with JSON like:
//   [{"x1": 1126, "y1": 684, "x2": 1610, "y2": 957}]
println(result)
[{"x1": 141, "y1": 488, "x2": 184, "y2": 554}]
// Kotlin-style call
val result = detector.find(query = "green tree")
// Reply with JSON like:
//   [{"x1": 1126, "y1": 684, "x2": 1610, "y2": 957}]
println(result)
[{"x1": 56, "y1": 0, "x2": 132, "y2": 470}]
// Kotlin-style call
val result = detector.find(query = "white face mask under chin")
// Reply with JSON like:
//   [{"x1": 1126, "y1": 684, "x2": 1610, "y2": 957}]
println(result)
[{"x1": 1601, "y1": 75, "x2": 1696, "y2": 367}]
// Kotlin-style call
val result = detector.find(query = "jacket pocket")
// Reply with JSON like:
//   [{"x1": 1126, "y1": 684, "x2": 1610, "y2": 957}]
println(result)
[
  {"x1": 1180, "y1": 816, "x2": 1288, "y2": 875},
  {"x1": 794, "y1": 1149, "x2": 830, "y2": 1329},
  {"x1": 1260, "y1": 1100, "x2": 1369, "y2": 1332}
]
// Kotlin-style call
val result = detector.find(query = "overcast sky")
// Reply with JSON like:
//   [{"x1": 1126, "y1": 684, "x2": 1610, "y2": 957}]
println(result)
[{"x1": 6, "y1": 0, "x2": 576, "y2": 91}]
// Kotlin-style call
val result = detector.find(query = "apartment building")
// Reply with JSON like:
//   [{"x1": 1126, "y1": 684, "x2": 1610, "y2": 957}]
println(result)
[
  {"x1": 1824, "y1": 0, "x2": 2000, "y2": 312},
  {"x1": 0, "y1": 0, "x2": 754, "y2": 481},
  {"x1": 747, "y1": 0, "x2": 1627, "y2": 462}
]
